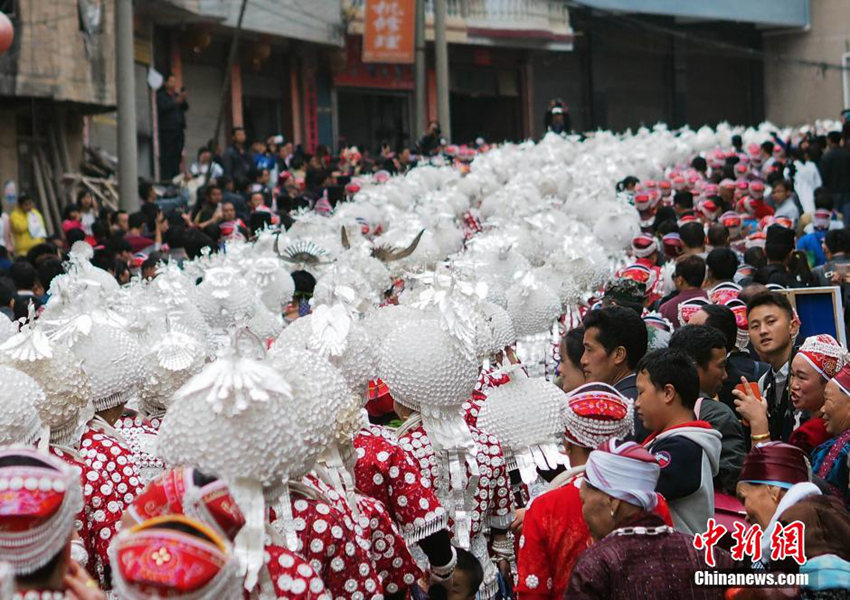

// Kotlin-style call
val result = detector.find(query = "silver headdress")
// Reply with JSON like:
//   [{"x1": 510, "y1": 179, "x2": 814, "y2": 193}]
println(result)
[
  {"x1": 377, "y1": 306, "x2": 480, "y2": 548},
  {"x1": 0, "y1": 366, "x2": 45, "y2": 447},
  {"x1": 196, "y1": 266, "x2": 257, "y2": 331},
  {"x1": 272, "y1": 303, "x2": 376, "y2": 400},
  {"x1": 0, "y1": 318, "x2": 91, "y2": 447},
  {"x1": 158, "y1": 342, "x2": 297, "y2": 591},
  {"x1": 138, "y1": 327, "x2": 207, "y2": 419},
  {"x1": 475, "y1": 370, "x2": 569, "y2": 484}
]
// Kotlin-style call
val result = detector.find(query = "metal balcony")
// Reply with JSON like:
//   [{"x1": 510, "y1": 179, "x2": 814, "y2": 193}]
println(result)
[{"x1": 345, "y1": 0, "x2": 574, "y2": 50}]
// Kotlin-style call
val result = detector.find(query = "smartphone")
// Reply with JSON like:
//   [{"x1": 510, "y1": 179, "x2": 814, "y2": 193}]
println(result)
[
  {"x1": 735, "y1": 381, "x2": 761, "y2": 400},
  {"x1": 735, "y1": 381, "x2": 762, "y2": 427}
]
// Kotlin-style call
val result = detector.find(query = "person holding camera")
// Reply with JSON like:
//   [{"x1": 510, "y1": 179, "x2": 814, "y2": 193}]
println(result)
[{"x1": 157, "y1": 73, "x2": 189, "y2": 180}]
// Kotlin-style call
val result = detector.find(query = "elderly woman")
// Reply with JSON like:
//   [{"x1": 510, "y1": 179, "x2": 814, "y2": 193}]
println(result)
[
  {"x1": 789, "y1": 335, "x2": 847, "y2": 453},
  {"x1": 736, "y1": 442, "x2": 821, "y2": 568},
  {"x1": 779, "y1": 495, "x2": 850, "y2": 599},
  {"x1": 812, "y1": 363, "x2": 850, "y2": 509},
  {"x1": 516, "y1": 383, "x2": 635, "y2": 600},
  {"x1": 567, "y1": 440, "x2": 730, "y2": 600},
  {"x1": 733, "y1": 334, "x2": 846, "y2": 453}
]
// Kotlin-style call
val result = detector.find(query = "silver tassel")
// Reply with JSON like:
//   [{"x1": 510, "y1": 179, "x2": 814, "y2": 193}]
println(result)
[
  {"x1": 274, "y1": 482, "x2": 299, "y2": 553},
  {"x1": 317, "y1": 445, "x2": 360, "y2": 518},
  {"x1": 232, "y1": 478, "x2": 266, "y2": 592},
  {"x1": 449, "y1": 449, "x2": 472, "y2": 549}
]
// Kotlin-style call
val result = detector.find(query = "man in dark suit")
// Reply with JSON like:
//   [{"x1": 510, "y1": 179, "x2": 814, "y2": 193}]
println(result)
[
  {"x1": 734, "y1": 292, "x2": 800, "y2": 444},
  {"x1": 156, "y1": 74, "x2": 189, "y2": 180},
  {"x1": 820, "y1": 131, "x2": 850, "y2": 225},
  {"x1": 687, "y1": 303, "x2": 770, "y2": 412}
]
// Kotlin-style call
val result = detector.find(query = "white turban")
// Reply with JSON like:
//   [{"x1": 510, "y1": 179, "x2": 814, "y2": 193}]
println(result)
[{"x1": 584, "y1": 439, "x2": 660, "y2": 511}]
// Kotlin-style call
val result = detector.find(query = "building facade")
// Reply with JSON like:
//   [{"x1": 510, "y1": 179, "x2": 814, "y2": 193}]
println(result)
[
  {"x1": 339, "y1": 0, "x2": 573, "y2": 151},
  {"x1": 0, "y1": 0, "x2": 115, "y2": 229},
  {"x1": 88, "y1": 0, "x2": 344, "y2": 181},
  {"x1": 337, "y1": 0, "x2": 812, "y2": 148},
  {"x1": 1, "y1": 0, "x2": 823, "y2": 220},
  {"x1": 763, "y1": 0, "x2": 849, "y2": 125}
]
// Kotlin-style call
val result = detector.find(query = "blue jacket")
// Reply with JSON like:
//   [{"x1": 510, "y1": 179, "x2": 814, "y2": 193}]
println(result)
[{"x1": 797, "y1": 229, "x2": 827, "y2": 266}]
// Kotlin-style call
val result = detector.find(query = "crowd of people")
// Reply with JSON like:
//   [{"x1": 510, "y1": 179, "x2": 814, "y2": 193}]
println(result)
[
  {"x1": 172, "y1": 120, "x2": 477, "y2": 225},
  {"x1": 0, "y1": 121, "x2": 847, "y2": 600}
]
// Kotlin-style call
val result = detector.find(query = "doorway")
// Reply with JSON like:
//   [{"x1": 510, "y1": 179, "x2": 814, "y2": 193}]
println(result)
[
  {"x1": 451, "y1": 93, "x2": 521, "y2": 145},
  {"x1": 449, "y1": 65, "x2": 522, "y2": 144},
  {"x1": 242, "y1": 96, "x2": 283, "y2": 144},
  {"x1": 337, "y1": 90, "x2": 411, "y2": 156}
]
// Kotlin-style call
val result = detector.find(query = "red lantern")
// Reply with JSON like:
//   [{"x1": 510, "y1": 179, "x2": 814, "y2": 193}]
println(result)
[{"x1": 0, "y1": 12, "x2": 14, "y2": 56}]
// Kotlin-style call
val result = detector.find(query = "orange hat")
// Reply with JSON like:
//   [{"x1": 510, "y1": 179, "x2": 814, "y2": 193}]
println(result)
[{"x1": 110, "y1": 515, "x2": 241, "y2": 599}]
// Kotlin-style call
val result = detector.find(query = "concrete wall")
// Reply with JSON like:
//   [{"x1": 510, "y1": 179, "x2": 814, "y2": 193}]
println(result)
[
  {"x1": 764, "y1": 0, "x2": 850, "y2": 125},
  {"x1": 181, "y1": 63, "x2": 227, "y2": 159},
  {"x1": 589, "y1": 22, "x2": 671, "y2": 132},
  {"x1": 0, "y1": 111, "x2": 17, "y2": 188},
  {"x1": 0, "y1": 0, "x2": 115, "y2": 106},
  {"x1": 563, "y1": 13, "x2": 764, "y2": 132}
]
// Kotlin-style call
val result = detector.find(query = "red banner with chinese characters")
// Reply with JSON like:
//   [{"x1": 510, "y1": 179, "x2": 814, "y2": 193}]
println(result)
[
  {"x1": 363, "y1": 0, "x2": 415, "y2": 64},
  {"x1": 335, "y1": 36, "x2": 414, "y2": 90}
]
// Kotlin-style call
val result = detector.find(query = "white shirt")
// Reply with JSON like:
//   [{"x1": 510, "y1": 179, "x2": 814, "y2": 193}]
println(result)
[
  {"x1": 759, "y1": 360, "x2": 790, "y2": 410},
  {"x1": 774, "y1": 198, "x2": 800, "y2": 223},
  {"x1": 189, "y1": 161, "x2": 223, "y2": 180},
  {"x1": 786, "y1": 160, "x2": 822, "y2": 214}
]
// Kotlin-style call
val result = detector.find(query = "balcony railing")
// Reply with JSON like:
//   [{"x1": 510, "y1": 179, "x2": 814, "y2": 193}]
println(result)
[
  {"x1": 462, "y1": 0, "x2": 571, "y2": 38},
  {"x1": 345, "y1": 0, "x2": 572, "y2": 45}
]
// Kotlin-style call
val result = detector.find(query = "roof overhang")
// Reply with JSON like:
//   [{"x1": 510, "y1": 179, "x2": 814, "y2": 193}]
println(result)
[{"x1": 573, "y1": 0, "x2": 810, "y2": 29}]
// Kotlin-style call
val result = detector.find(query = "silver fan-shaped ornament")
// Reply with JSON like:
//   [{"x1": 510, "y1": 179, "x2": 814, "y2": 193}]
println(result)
[
  {"x1": 138, "y1": 329, "x2": 207, "y2": 416},
  {"x1": 0, "y1": 323, "x2": 92, "y2": 446},
  {"x1": 276, "y1": 238, "x2": 329, "y2": 266}
]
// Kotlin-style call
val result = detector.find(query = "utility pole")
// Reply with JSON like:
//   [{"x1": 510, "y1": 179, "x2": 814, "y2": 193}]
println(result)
[
  {"x1": 115, "y1": 0, "x2": 138, "y2": 211},
  {"x1": 413, "y1": 0, "x2": 426, "y2": 140},
  {"x1": 434, "y1": 0, "x2": 450, "y2": 141},
  {"x1": 205, "y1": 0, "x2": 249, "y2": 186}
]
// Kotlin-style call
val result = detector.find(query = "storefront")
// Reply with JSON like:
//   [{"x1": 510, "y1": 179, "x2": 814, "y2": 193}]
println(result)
[
  {"x1": 333, "y1": 36, "x2": 414, "y2": 154},
  {"x1": 448, "y1": 45, "x2": 528, "y2": 144}
]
